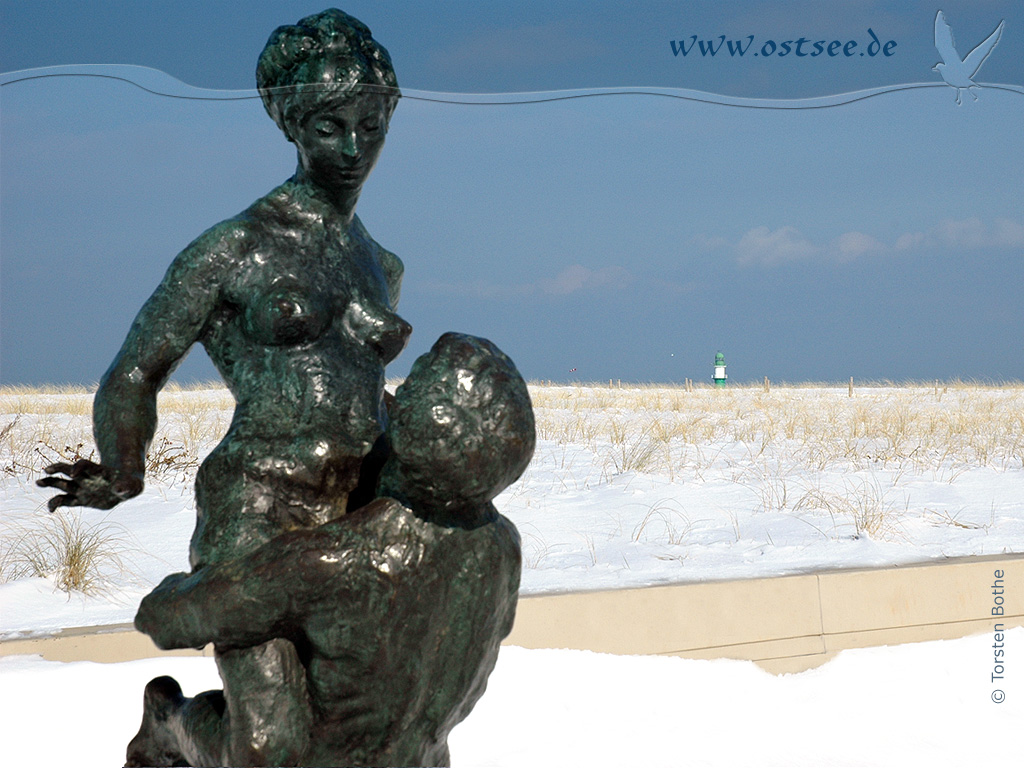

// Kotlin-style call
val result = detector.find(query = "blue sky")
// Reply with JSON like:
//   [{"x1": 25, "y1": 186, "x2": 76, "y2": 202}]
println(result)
[{"x1": 2, "y1": 1, "x2": 1022, "y2": 384}]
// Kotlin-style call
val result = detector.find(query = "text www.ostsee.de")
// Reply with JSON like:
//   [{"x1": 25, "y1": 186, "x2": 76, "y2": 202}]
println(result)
[{"x1": 670, "y1": 29, "x2": 897, "y2": 59}]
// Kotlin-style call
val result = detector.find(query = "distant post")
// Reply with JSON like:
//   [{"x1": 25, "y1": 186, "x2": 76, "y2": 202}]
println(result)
[{"x1": 713, "y1": 351, "x2": 728, "y2": 389}]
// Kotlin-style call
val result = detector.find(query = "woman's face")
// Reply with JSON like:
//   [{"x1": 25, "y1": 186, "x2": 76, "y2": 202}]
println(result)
[{"x1": 292, "y1": 92, "x2": 388, "y2": 193}]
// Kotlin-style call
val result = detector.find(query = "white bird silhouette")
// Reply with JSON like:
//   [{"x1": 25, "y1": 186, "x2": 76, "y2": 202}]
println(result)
[{"x1": 932, "y1": 10, "x2": 1004, "y2": 105}]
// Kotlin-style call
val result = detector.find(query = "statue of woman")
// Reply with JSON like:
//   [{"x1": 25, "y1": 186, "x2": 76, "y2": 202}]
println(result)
[{"x1": 39, "y1": 9, "x2": 411, "y2": 765}]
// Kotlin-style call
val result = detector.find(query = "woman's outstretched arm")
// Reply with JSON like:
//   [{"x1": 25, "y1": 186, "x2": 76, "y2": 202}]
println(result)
[{"x1": 38, "y1": 225, "x2": 241, "y2": 510}]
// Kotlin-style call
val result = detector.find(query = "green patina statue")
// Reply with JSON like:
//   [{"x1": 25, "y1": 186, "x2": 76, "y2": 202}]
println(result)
[{"x1": 38, "y1": 9, "x2": 533, "y2": 767}]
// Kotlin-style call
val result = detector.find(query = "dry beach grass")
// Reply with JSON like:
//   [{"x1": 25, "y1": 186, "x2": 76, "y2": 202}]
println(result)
[
  {"x1": 2, "y1": 380, "x2": 1022, "y2": 593},
  {"x1": 0, "y1": 511, "x2": 137, "y2": 594}
]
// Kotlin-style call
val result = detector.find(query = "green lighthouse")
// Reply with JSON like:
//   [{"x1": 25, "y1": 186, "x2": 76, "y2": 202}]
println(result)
[{"x1": 713, "y1": 351, "x2": 727, "y2": 388}]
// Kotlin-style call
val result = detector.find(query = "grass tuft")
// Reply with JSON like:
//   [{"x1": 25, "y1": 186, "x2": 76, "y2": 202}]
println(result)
[
  {"x1": 1, "y1": 512, "x2": 138, "y2": 594},
  {"x1": 632, "y1": 501, "x2": 691, "y2": 544},
  {"x1": 795, "y1": 478, "x2": 907, "y2": 540}
]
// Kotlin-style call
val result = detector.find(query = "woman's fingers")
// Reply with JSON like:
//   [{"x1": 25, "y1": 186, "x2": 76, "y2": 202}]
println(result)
[
  {"x1": 41, "y1": 461, "x2": 77, "y2": 476},
  {"x1": 36, "y1": 476, "x2": 77, "y2": 493},
  {"x1": 46, "y1": 494, "x2": 74, "y2": 512}
]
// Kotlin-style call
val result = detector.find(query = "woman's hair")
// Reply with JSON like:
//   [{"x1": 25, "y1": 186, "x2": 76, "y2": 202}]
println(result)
[{"x1": 256, "y1": 8, "x2": 399, "y2": 140}]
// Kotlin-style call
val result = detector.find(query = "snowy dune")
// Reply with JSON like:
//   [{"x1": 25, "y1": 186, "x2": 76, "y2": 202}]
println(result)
[{"x1": 2, "y1": 382, "x2": 1022, "y2": 636}]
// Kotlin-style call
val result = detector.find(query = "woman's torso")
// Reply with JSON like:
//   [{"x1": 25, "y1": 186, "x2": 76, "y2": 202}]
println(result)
[{"x1": 188, "y1": 181, "x2": 410, "y2": 565}]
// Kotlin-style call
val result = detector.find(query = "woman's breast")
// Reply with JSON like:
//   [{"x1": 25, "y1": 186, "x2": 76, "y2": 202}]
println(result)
[
  {"x1": 244, "y1": 287, "x2": 332, "y2": 346},
  {"x1": 240, "y1": 281, "x2": 409, "y2": 364},
  {"x1": 342, "y1": 300, "x2": 411, "y2": 364}
]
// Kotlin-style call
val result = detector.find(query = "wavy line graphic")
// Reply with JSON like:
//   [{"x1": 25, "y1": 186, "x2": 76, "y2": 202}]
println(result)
[{"x1": 2, "y1": 65, "x2": 1022, "y2": 109}]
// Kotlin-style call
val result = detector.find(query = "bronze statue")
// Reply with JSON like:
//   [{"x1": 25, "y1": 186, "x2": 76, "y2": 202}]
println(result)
[{"x1": 37, "y1": 9, "x2": 533, "y2": 767}]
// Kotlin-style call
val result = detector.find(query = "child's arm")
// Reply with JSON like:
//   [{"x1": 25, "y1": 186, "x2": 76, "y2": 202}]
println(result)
[{"x1": 135, "y1": 500, "x2": 399, "y2": 650}]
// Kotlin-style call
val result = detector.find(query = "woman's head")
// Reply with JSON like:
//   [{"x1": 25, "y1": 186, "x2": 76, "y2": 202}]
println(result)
[{"x1": 256, "y1": 8, "x2": 399, "y2": 142}]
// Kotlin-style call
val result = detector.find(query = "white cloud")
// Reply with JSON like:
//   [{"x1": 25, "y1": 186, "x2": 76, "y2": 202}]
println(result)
[
  {"x1": 829, "y1": 231, "x2": 886, "y2": 262},
  {"x1": 701, "y1": 217, "x2": 1023, "y2": 268},
  {"x1": 735, "y1": 226, "x2": 818, "y2": 267},
  {"x1": 936, "y1": 217, "x2": 990, "y2": 249},
  {"x1": 539, "y1": 264, "x2": 632, "y2": 295}
]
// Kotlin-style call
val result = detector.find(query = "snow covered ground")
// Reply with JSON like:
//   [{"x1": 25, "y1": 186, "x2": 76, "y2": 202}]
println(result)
[
  {"x1": 1, "y1": 383, "x2": 1020, "y2": 766},
  {"x1": 2, "y1": 383, "x2": 1022, "y2": 636},
  {"x1": 2, "y1": 630, "x2": 1020, "y2": 767}
]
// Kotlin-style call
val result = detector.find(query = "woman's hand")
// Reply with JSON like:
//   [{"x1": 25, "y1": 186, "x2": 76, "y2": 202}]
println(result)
[{"x1": 36, "y1": 460, "x2": 143, "y2": 511}]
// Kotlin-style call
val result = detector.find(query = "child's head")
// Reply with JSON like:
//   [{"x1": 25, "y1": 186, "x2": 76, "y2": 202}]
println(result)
[{"x1": 379, "y1": 333, "x2": 535, "y2": 517}]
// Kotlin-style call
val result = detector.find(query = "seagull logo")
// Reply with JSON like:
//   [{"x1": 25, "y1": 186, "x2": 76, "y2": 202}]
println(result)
[{"x1": 932, "y1": 10, "x2": 1004, "y2": 104}]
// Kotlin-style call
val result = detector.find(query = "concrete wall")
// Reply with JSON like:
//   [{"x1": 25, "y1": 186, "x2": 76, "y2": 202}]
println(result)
[
  {"x1": 3, "y1": 555, "x2": 1019, "y2": 675},
  {"x1": 507, "y1": 554, "x2": 1022, "y2": 673}
]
